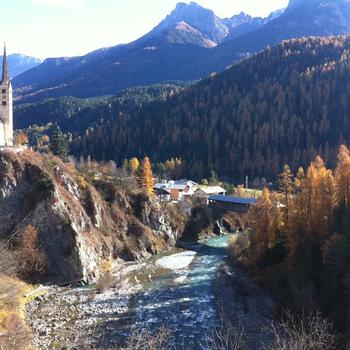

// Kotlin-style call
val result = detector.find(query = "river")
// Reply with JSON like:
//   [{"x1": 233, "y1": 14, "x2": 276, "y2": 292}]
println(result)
[
  {"x1": 27, "y1": 234, "x2": 274, "y2": 349},
  {"x1": 123, "y1": 234, "x2": 232, "y2": 349}
]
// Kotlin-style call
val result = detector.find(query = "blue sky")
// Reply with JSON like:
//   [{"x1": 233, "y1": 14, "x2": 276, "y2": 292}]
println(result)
[{"x1": 0, "y1": 0, "x2": 288, "y2": 59}]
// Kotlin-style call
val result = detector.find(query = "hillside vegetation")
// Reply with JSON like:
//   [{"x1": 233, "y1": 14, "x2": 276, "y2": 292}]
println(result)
[
  {"x1": 70, "y1": 36, "x2": 350, "y2": 181},
  {"x1": 14, "y1": 82, "x2": 190, "y2": 136},
  {"x1": 232, "y1": 144, "x2": 350, "y2": 346}
]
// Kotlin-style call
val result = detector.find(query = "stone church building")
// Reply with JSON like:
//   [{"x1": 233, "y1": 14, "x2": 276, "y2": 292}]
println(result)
[{"x1": 0, "y1": 45, "x2": 13, "y2": 146}]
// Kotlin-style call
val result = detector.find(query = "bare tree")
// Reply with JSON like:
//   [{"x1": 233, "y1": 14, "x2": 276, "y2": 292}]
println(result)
[
  {"x1": 200, "y1": 324, "x2": 246, "y2": 350},
  {"x1": 125, "y1": 326, "x2": 175, "y2": 350},
  {"x1": 267, "y1": 311, "x2": 338, "y2": 350}
]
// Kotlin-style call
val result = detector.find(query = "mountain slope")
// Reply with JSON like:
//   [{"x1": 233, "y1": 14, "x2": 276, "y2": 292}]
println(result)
[
  {"x1": 16, "y1": 0, "x2": 350, "y2": 102},
  {"x1": 12, "y1": 2, "x2": 276, "y2": 101},
  {"x1": 14, "y1": 82, "x2": 190, "y2": 134},
  {"x1": 70, "y1": 36, "x2": 350, "y2": 181},
  {"x1": 0, "y1": 54, "x2": 42, "y2": 78},
  {"x1": 223, "y1": 12, "x2": 265, "y2": 41},
  {"x1": 184, "y1": 0, "x2": 350, "y2": 75}
]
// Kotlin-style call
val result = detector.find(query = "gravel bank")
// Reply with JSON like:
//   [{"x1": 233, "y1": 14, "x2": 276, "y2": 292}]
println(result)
[
  {"x1": 26, "y1": 262, "x2": 143, "y2": 349},
  {"x1": 214, "y1": 261, "x2": 275, "y2": 349}
]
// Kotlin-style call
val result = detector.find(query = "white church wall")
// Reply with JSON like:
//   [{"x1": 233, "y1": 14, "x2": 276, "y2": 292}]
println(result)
[{"x1": 0, "y1": 120, "x2": 4, "y2": 145}]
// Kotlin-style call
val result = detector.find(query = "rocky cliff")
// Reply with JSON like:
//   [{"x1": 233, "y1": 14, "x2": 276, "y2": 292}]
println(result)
[{"x1": 0, "y1": 150, "x2": 178, "y2": 284}]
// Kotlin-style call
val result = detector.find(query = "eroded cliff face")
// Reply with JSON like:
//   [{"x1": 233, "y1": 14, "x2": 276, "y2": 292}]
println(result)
[{"x1": 0, "y1": 150, "x2": 178, "y2": 284}]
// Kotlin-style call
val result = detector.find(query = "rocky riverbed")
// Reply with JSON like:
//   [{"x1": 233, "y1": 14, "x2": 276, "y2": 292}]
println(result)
[
  {"x1": 26, "y1": 235, "x2": 275, "y2": 350},
  {"x1": 25, "y1": 261, "x2": 144, "y2": 349}
]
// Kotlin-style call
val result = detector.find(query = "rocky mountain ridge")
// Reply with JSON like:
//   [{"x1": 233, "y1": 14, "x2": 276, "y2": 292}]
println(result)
[
  {"x1": 14, "y1": 0, "x2": 350, "y2": 102},
  {"x1": 12, "y1": 2, "x2": 282, "y2": 101}
]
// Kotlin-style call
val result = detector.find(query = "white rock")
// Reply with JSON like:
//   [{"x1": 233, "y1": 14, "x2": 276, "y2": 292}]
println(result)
[{"x1": 155, "y1": 251, "x2": 196, "y2": 270}]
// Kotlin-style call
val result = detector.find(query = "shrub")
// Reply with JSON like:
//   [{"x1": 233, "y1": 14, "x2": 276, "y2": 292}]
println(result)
[
  {"x1": 35, "y1": 176, "x2": 55, "y2": 194},
  {"x1": 126, "y1": 326, "x2": 174, "y2": 350},
  {"x1": 77, "y1": 175, "x2": 88, "y2": 190},
  {"x1": 268, "y1": 311, "x2": 338, "y2": 350},
  {"x1": 164, "y1": 203, "x2": 188, "y2": 234},
  {"x1": 0, "y1": 313, "x2": 31, "y2": 350},
  {"x1": 228, "y1": 234, "x2": 250, "y2": 260},
  {"x1": 96, "y1": 273, "x2": 113, "y2": 294},
  {"x1": 16, "y1": 225, "x2": 46, "y2": 280},
  {"x1": 201, "y1": 325, "x2": 246, "y2": 350},
  {"x1": 100, "y1": 258, "x2": 114, "y2": 274},
  {"x1": 86, "y1": 290, "x2": 97, "y2": 302}
]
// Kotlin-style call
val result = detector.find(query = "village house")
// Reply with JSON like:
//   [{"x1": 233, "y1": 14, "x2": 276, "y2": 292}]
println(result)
[
  {"x1": 154, "y1": 179, "x2": 198, "y2": 201},
  {"x1": 154, "y1": 187, "x2": 171, "y2": 202},
  {"x1": 194, "y1": 186, "x2": 226, "y2": 203}
]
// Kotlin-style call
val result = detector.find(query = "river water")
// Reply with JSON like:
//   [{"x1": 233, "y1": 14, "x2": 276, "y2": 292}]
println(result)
[
  {"x1": 26, "y1": 235, "x2": 234, "y2": 350},
  {"x1": 123, "y1": 234, "x2": 232, "y2": 349}
]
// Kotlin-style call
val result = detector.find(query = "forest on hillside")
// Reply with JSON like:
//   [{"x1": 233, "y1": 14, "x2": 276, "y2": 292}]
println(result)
[
  {"x1": 69, "y1": 36, "x2": 350, "y2": 182},
  {"x1": 14, "y1": 82, "x2": 191, "y2": 136}
]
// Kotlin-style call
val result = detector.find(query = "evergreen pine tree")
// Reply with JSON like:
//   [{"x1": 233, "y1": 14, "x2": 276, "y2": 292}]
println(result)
[{"x1": 50, "y1": 127, "x2": 69, "y2": 162}]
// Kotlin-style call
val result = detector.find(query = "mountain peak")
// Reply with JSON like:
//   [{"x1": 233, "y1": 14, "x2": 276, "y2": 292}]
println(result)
[
  {"x1": 154, "y1": 2, "x2": 229, "y2": 43},
  {"x1": 227, "y1": 12, "x2": 254, "y2": 28},
  {"x1": 175, "y1": 2, "x2": 202, "y2": 9},
  {"x1": 172, "y1": 2, "x2": 214, "y2": 17}
]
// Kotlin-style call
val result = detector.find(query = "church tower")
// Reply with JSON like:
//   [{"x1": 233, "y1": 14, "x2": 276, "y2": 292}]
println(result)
[{"x1": 0, "y1": 44, "x2": 13, "y2": 146}]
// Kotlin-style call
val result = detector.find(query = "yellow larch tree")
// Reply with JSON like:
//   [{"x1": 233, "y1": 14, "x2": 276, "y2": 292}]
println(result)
[
  {"x1": 248, "y1": 188, "x2": 281, "y2": 265},
  {"x1": 303, "y1": 155, "x2": 335, "y2": 237},
  {"x1": 129, "y1": 157, "x2": 140, "y2": 176},
  {"x1": 141, "y1": 157, "x2": 154, "y2": 197},
  {"x1": 335, "y1": 144, "x2": 350, "y2": 206}
]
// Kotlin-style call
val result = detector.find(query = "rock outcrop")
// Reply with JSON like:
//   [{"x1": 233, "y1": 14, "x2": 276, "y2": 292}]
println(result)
[{"x1": 0, "y1": 150, "x2": 177, "y2": 283}]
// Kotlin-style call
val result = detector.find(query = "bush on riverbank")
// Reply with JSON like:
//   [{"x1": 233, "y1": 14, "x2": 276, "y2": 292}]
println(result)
[{"x1": 228, "y1": 234, "x2": 250, "y2": 261}]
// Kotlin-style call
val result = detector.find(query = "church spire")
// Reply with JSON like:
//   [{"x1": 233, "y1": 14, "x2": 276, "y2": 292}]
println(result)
[{"x1": 2, "y1": 43, "x2": 9, "y2": 83}]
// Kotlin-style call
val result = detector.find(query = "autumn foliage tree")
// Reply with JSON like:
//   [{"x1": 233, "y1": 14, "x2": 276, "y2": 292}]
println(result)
[
  {"x1": 335, "y1": 144, "x2": 350, "y2": 206},
  {"x1": 138, "y1": 157, "x2": 154, "y2": 197},
  {"x1": 302, "y1": 156, "x2": 335, "y2": 237},
  {"x1": 247, "y1": 188, "x2": 281, "y2": 265},
  {"x1": 244, "y1": 145, "x2": 350, "y2": 337},
  {"x1": 14, "y1": 133, "x2": 29, "y2": 146},
  {"x1": 129, "y1": 157, "x2": 140, "y2": 176}
]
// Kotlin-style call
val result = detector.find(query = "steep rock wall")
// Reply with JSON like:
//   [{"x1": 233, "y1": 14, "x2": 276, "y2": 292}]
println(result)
[{"x1": 0, "y1": 150, "x2": 177, "y2": 283}]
